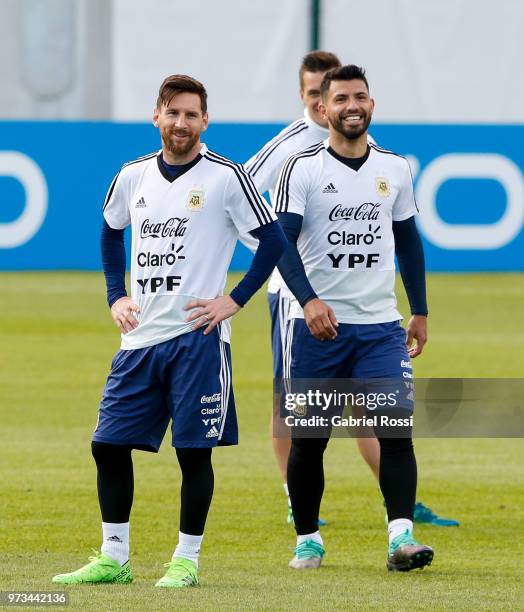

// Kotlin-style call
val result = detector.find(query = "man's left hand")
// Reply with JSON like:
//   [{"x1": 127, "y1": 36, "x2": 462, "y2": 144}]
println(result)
[
  {"x1": 406, "y1": 315, "x2": 427, "y2": 358},
  {"x1": 184, "y1": 296, "x2": 241, "y2": 335}
]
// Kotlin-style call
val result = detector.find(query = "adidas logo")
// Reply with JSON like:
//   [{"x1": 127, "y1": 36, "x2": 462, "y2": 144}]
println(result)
[
  {"x1": 135, "y1": 196, "x2": 146, "y2": 208},
  {"x1": 205, "y1": 426, "x2": 219, "y2": 438},
  {"x1": 107, "y1": 535, "x2": 123, "y2": 543},
  {"x1": 322, "y1": 182, "x2": 338, "y2": 193}
]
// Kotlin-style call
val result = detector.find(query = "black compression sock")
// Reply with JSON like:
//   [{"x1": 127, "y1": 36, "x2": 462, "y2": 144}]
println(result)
[
  {"x1": 378, "y1": 437, "x2": 417, "y2": 521},
  {"x1": 176, "y1": 447, "x2": 214, "y2": 535},
  {"x1": 92, "y1": 441, "x2": 134, "y2": 523},
  {"x1": 287, "y1": 437, "x2": 329, "y2": 534}
]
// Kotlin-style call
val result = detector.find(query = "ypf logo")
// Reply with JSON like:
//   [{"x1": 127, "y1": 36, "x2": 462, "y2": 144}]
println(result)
[
  {"x1": 416, "y1": 153, "x2": 524, "y2": 249},
  {"x1": 0, "y1": 152, "x2": 48, "y2": 248}
]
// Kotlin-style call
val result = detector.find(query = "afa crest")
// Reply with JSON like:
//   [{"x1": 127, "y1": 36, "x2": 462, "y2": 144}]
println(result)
[
  {"x1": 293, "y1": 402, "x2": 308, "y2": 417},
  {"x1": 375, "y1": 177, "x2": 390, "y2": 197},
  {"x1": 186, "y1": 188, "x2": 205, "y2": 211}
]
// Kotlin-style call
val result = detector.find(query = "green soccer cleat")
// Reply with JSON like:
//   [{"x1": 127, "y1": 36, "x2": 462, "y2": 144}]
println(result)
[
  {"x1": 387, "y1": 530, "x2": 434, "y2": 572},
  {"x1": 155, "y1": 557, "x2": 199, "y2": 588},
  {"x1": 287, "y1": 506, "x2": 327, "y2": 527},
  {"x1": 289, "y1": 540, "x2": 325, "y2": 569},
  {"x1": 413, "y1": 502, "x2": 460, "y2": 526},
  {"x1": 52, "y1": 551, "x2": 132, "y2": 585}
]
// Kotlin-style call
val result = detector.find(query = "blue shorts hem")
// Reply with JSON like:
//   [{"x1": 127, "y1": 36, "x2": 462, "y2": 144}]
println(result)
[
  {"x1": 172, "y1": 438, "x2": 238, "y2": 448},
  {"x1": 92, "y1": 434, "x2": 160, "y2": 453}
]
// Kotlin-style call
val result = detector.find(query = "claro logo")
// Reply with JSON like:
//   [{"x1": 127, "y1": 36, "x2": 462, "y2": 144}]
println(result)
[
  {"x1": 0, "y1": 152, "x2": 48, "y2": 248},
  {"x1": 414, "y1": 154, "x2": 524, "y2": 249}
]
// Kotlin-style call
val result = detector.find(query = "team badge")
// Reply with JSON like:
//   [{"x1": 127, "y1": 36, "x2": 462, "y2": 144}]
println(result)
[
  {"x1": 375, "y1": 177, "x2": 390, "y2": 197},
  {"x1": 186, "y1": 188, "x2": 205, "y2": 211}
]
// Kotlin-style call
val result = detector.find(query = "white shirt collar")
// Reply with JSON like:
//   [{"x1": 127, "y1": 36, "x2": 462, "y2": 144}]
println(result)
[{"x1": 303, "y1": 108, "x2": 329, "y2": 135}]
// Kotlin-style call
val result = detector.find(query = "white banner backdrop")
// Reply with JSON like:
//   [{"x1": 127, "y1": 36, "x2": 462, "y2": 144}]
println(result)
[
  {"x1": 112, "y1": 0, "x2": 309, "y2": 121},
  {"x1": 0, "y1": 0, "x2": 522, "y2": 122},
  {"x1": 322, "y1": 0, "x2": 524, "y2": 123}
]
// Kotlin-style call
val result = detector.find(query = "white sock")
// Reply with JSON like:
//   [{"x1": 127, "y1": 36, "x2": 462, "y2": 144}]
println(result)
[
  {"x1": 297, "y1": 531, "x2": 323, "y2": 547},
  {"x1": 283, "y1": 483, "x2": 291, "y2": 507},
  {"x1": 388, "y1": 518, "x2": 413, "y2": 544},
  {"x1": 174, "y1": 532, "x2": 203, "y2": 567},
  {"x1": 101, "y1": 522, "x2": 129, "y2": 566}
]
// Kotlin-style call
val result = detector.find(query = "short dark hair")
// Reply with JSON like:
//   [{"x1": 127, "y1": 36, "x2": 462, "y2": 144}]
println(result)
[
  {"x1": 299, "y1": 50, "x2": 341, "y2": 88},
  {"x1": 320, "y1": 65, "x2": 369, "y2": 100},
  {"x1": 156, "y1": 74, "x2": 208, "y2": 113}
]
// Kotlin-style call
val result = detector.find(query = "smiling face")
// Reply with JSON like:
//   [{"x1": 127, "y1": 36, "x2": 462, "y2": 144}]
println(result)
[
  {"x1": 321, "y1": 78, "x2": 374, "y2": 141},
  {"x1": 300, "y1": 70, "x2": 330, "y2": 127},
  {"x1": 153, "y1": 92, "x2": 208, "y2": 162}
]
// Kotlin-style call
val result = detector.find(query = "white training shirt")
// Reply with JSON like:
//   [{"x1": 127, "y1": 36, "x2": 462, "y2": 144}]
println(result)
[
  {"x1": 243, "y1": 109, "x2": 375, "y2": 296},
  {"x1": 274, "y1": 141, "x2": 418, "y2": 324},
  {"x1": 103, "y1": 144, "x2": 276, "y2": 350}
]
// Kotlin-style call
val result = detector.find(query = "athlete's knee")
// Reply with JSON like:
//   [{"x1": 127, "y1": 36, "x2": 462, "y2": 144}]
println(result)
[
  {"x1": 91, "y1": 441, "x2": 132, "y2": 466},
  {"x1": 176, "y1": 447, "x2": 213, "y2": 475},
  {"x1": 290, "y1": 436, "x2": 329, "y2": 458},
  {"x1": 377, "y1": 436, "x2": 413, "y2": 455}
]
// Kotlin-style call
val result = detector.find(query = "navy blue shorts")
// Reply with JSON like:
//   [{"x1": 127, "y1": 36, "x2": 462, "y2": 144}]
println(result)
[
  {"x1": 279, "y1": 319, "x2": 414, "y2": 438},
  {"x1": 289, "y1": 318, "x2": 412, "y2": 380},
  {"x1": 268, "y1": 290, "x2": 291, "y2": 379},
  {"x1": 93, "y1": 327, "x2": 237, "y2": 451}
]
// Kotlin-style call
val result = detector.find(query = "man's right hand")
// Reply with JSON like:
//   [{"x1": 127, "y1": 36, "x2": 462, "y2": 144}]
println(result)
[
  {"x1": 303, "y1": 298, "x2": 338, "y2": 341},
  {"x1": 110, "y1": 296, "x2": 140, "y2": 334}
]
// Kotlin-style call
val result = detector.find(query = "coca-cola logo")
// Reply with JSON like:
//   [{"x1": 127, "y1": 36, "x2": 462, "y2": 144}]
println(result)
[
  {"x1": 329, "y1": 202, "x2": 381, "y2": 222},
  {"x1": 140, "y1": 217, "x2": 189, "y2": 239}
]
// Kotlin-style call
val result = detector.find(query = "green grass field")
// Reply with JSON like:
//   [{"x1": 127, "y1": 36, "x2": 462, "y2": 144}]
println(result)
[{"x1": 0, "y1": 272, "x2": 523, "y2": 611}]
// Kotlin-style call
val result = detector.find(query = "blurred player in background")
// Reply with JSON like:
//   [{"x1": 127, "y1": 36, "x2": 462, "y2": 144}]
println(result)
[
  {"x1": 275, "y1": 64, "x2": 433, "y2": 571},
  {"x1": 52, "y1": 75, "x2": 286, "y2": 588},
  {"x1": 244, "y1": 51, "x2": 458, "y2": 528},
  {"x1": 245, "y1": 51, "x2": 341, "y2": 525}
]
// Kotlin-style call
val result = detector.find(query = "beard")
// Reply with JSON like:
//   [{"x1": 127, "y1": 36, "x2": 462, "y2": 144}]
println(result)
[
  {"x1": 330, "y1": 110, "x2": 372, "y2": 141},
  {"x1": 161, "y1": 127, "x2": 199, "y2": 157}
]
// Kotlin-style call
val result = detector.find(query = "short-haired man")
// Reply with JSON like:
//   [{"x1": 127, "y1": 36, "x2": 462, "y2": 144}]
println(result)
[
  {"x1": 245, "y1": 52, "x2": 457, "y2": 529},
  {"x1": 244, "y1": 51, "x2": 342, "y2": 525},
  {"x1": 52, "y1": 75, "x2": 286, "y2": 588},
  {"x1": 275, "y1": 65, "x2": 434, "y2": 571}
]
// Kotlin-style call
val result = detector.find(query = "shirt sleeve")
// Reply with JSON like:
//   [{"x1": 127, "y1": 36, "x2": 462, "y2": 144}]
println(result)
[
  {"x1": 392, "y1": 158, "x2": 419, "y2": 222},
  {"x1": 274, "y1": 154, "x2": 309, "y2": 216},
  {"x1": 102, "y1": 168, "x2": 132, "y2": 230},
  {"x1": 100, "y1": 220, "x2": 127, "y2": 307},
  {"x1": 229, "y1": 221, "x2": 287, "y2": 307},
  {"x1": 224, "y1": 164, "x2": 277, "y2": 235},
  {"x1": 393, "y1": 216, "x2": 428, "y2": 316},
  {"x1": 276, "y1": 212, "x2": 317, "y2": 307}
]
